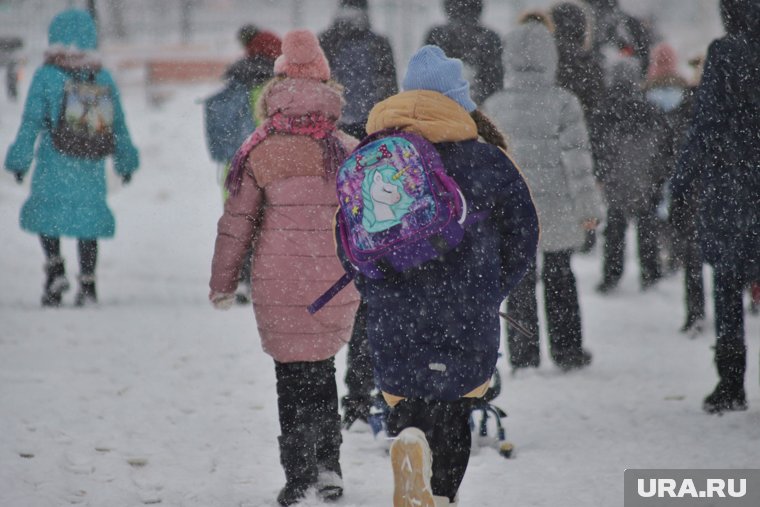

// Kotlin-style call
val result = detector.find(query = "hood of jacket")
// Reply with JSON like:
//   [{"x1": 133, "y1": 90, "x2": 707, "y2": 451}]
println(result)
[
  {"x1": 48, "y1": 9, "x2": 97, "y2": 51},
  {"x1": 331, "y1": 5, "x2": 371, "y2": 32},
  {"x1": 259, "y1": 77, "x2": 344, "y2": 121},
  {"x1": 444, "y1": 0, "x2": 483, "y2": 22},
  {"x1": 365, "y1": 90, "x2": 477, "y2": 143},
  {"x1": 551, "y1": 2, "x2": 587, "y2": 46},
  {"x1": 504, "y1": 23, "x2": 558, "y2": 89}
]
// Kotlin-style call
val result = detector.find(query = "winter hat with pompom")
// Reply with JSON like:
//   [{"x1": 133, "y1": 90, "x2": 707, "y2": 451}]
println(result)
[
  {"x1": 246, "y1": 30, "x2": 282, "y2": 61},
  {"x1": 402, "y1": 45, "x2": 476, "y2": 112},
  {"x1": 273, "y1": 29, "x2": 330, "y2": 81}
]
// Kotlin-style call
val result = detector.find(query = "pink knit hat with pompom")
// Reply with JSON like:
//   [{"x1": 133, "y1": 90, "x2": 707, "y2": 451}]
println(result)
[{"x1": 273, "y1": 29, "x2": 330, "y2": 81}]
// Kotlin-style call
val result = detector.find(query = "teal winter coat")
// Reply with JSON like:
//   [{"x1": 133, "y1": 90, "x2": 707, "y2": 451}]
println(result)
[{"x1": 4, "y1": 9, "x2": 139, "y2": 239}]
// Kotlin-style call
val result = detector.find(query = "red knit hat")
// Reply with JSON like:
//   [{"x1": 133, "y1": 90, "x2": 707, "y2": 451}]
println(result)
[
  {"x1": 647, "y1": 42, "x2": 679, "y2": 81},
  {"x1": 246, "y1": 30, "x2": 282, "y2": 60},
  {"x1": 273, "y1": 30, "x2": 330, "y2": 81}
]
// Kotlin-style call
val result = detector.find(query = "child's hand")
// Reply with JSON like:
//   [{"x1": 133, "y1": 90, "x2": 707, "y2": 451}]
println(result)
[
  {"x1": 121, "y1": 173, "x2": 132, "y2": 185},
  {"x1": 14, "y1": 172, "x2": 24, "y2": 184},
  {"x1": 209, "y1": 291, "x2": 235, "y2": 310}
]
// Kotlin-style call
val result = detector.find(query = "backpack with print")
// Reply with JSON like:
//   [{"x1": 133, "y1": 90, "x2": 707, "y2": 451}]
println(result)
[
  {"x1": 308, "y1": 129, "x2": 487, "y2": 314},
  {"x1": 51, "y1": 75, "x2": 115, "y2": 159}
]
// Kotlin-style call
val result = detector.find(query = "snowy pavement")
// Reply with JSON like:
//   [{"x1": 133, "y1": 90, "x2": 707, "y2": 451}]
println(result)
[{"x1": 1, "y1": 84, "x2": 758, "y2": 507}]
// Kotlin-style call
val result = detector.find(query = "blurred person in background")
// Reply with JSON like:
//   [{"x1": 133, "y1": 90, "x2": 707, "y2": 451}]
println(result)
[
  {"x1": 644, "y1": 41, "x2": 706, "y2": 336},
  {"x1": 670, "y1": 0, "x2": 760, "y2": 414},
  {"x1": 484, "y1": 22, "x2": 603, "y2": 372},
  {"x1": 424, "y1": 0, "x2": 503, "y2": 105},
  {"x1": 319, "y1": 0, "x2": 397, "y2": 140},
  {"x1": 582, "y1": 0, "x2": 652, "y2": 76},
  {"x1": 204, "y1": 24, "x2": 282, "y2": 304},
  {"x1": 551, "y1": 2, "x2": 606, "y2": 254},
  {"x1": 594, "y1": 57, "x2": 667, "y2": 294},
  {"x1": 4, "y1": 9, "x2": 139, "y2": 308},
  {"x1": 319, "y1": 0, "x2": 398, "y2": 429}
]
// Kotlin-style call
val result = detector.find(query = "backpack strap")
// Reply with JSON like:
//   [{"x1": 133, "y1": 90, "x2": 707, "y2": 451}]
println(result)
[
  {"x1": 307, "y1": 271, "x2": 355, "y2": 315},
  {"x1": 307, "y1": 210, "x2": 489, "y2": 315}
]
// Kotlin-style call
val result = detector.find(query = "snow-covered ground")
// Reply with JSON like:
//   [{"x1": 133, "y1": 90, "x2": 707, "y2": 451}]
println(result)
[{"x1": 1, "y1": 81, "x2": 759, "y2": 507}]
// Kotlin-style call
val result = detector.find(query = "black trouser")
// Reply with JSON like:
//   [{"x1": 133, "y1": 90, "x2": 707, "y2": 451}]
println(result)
[
  {"x1": 507, "y1": 257, "x2": 540, "y2": 367},
  {"x1": 274, "y1": 358, "x2": 342, "y2": 474},
  {"x1": 543, "y1": 250, "x2": 584, "y2": 361},
  {"x1": 40, "y1": 235, "x2": 98, "y2": 275},
  {"x1": 601, "y1": 205, "x2": 661, "y2": 286},
  {"x1": 386, "y1": 398, "x2": 475, "y2": 502},
  {"x1": 682, "y1": 239, "x2": 705, "y2": 322},
  {"x1": 507, "y1": 250, "x2": 585, "y2": 367},
  {"x1": 671, "y1": 217, "x2": 705, "y2": 323},
  {"x1": 343, "y1": 299, "x2": 375, "y2": 416},
  {"x1": 671, "y1": 195, "x2": 706, "y2": 323},
  {"x1": 713, "y1": 268, "x2": 746, "y2": 386}
]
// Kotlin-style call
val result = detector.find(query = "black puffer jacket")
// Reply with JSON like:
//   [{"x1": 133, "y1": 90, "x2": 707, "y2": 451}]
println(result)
[
  {"x1": 424, "y1": 0, "x2": 503, "y2": 105},
  {"x1": 671, "y1": 1, "x2": 760, "y2": 276},
  {"x1": 551, "y1": 3, "x2": 604, "y2": 118},
  {"x1": 319, "y1": 13, "x2": 397, "y2": 130}
]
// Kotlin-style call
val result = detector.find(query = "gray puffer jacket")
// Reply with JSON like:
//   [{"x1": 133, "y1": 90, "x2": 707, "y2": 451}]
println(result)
[{"x1": 483, "y1": 23, "x2": 603, "y2": 253}]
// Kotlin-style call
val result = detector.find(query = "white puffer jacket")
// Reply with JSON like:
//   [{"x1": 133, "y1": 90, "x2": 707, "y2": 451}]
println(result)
[{"x1": 483, "y1": 23, "x2": 604, "y2": 253}]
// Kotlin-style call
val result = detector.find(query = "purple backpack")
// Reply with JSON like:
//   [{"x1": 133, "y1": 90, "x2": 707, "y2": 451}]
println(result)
[{"x1": 309, "y1": 129, "x2": 486, "y2": 314}]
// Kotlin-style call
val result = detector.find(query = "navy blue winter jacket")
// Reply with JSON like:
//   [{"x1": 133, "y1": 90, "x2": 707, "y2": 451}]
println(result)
[{"x1": 354, "y1": 91, "x2": 539, "y2": 401}]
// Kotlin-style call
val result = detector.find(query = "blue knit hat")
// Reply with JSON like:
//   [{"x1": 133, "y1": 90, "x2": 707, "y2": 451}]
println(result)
[{"x1": 402, "y1": 45, "x2": 477, "y2": 112}]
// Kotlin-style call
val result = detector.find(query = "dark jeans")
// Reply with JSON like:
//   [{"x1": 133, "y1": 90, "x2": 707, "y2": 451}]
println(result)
[
  {"x1": 601, "y1": 205, "x2": 661, "y2": 286},
  {"x1": 507, "y1": 250, "x2": 585, "y2": 367},
  {"x1": 40, "y1": 235, "x2": 98, "y2": 275},
  {"x1": 386, "y1": 398, "x2": 475, "y2": 502}
]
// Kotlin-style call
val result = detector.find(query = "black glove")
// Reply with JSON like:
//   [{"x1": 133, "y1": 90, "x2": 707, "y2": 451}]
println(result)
[
  {"x1": 121, "y1": 173, "x2": 132, "y2": 184},
  {"x1": 14, "y1": 172, "x2": 24, "y2": 184}
]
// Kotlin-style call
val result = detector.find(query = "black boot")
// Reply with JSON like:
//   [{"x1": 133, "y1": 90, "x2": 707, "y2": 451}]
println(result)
[
  {"x1": 276, "y1": 434, "x2": 318, "y2": 506},
  {"x1": 703, "y1": 381, "x2": 747, "y2": 414},
  {"x1": 41, "y1": 256, "x2": 70, "y2": 307},
  {"x1": 554, "y1": 348, "x2": 593, "y2": 372},
  {"x1": 703, "y1": 341, "x2": 747, "y2": 414},
  {"x1": 341, "y1": 394, "x2": 371, "y2": 429},
  {"x1": 680, "y1": 313, "x2": 704, "y2": 335},
  {"x1": 315, "y1": 413, "x2": 343, "y2": 501},
  {"x1": 74, "y1": 274, "x2": 97, "y2": 307}
]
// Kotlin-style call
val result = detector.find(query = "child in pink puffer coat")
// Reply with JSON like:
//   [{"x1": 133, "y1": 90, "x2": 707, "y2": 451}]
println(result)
[{"x1": 208, "y1": 30, "x2": 359, "y2": 506}]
